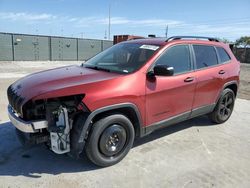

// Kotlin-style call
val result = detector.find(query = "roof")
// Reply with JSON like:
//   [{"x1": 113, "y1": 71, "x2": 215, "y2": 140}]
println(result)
[{"x1": 123, "y1": 36, "x2": 225, "y2": 46}]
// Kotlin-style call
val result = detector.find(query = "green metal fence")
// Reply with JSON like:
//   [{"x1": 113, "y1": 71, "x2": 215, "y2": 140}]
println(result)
[
  {"x1": 0, "y1": 33, "x2": 13, "y2": 61},
  {"x1": 0, "y1": 32, "x2": 113, "y2": 61}
]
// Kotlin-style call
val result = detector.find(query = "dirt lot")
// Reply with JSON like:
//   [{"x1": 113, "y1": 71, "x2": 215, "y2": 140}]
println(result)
[{"x1": 0, "y1": 61, "x2": 250, "y2": 188}]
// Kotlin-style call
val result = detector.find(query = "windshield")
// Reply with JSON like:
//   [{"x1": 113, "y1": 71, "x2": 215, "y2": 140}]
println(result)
[{"x1": 83, "y1": 43, "x2": 160, "y2": 74}]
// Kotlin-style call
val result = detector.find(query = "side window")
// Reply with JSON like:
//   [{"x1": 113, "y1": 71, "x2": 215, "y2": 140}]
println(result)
[
  {"x1": 216, "y1": 47, "x2": 231, "y2": 63},
  {"x1": 193, "y1": 45, "x2": 218, "y2": 69},
  {"x1": 155, "y1": 45, "x2": 191, "y2": 74}
]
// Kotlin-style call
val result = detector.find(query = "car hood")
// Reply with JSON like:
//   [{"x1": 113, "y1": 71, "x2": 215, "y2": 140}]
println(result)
[{"x1": 10, "y1": 65, "x2": 121, "y2": 103}]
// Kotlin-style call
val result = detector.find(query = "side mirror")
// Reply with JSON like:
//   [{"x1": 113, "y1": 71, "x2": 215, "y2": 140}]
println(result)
[{"x1": 153, "y1": 65, "x2": 174, "y2": 76}]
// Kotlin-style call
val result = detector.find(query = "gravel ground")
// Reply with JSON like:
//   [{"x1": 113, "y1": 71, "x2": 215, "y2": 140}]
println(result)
[{"x1": 0, "y1": 61, "x2": 250, "y2": 188}]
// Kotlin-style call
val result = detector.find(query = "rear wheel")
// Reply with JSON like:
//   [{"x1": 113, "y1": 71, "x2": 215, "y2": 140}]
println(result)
[
  {"x1": 85, "y1": 114, "x2": 135, "y2": 167},
  {"x1": 209, "y1": 88, "x2": 235, "y2": 124}
]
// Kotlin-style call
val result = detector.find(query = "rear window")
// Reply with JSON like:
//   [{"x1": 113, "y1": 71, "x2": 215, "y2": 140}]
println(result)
[
  {"x1": 193, "y1": 45, "x2": 218, "y2": 69},
  {"x1": 216, "y1": 47, "x2": 231, "y2": 63}
]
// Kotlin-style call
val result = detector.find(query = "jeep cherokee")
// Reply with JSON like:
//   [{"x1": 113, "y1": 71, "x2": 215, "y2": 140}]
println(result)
[{"x1": 7, "y1": 36, "x2": 240, "y2": 167}]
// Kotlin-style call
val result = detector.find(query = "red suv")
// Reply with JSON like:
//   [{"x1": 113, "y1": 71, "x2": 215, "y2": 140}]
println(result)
[{"x1": 7, "y1": 36, "x2": 240, "y2": 167}]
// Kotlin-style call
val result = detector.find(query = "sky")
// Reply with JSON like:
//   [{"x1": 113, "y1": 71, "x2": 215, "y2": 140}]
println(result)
[{"x1": 0, "y1": 0, "x2": 249, "y2": 41}]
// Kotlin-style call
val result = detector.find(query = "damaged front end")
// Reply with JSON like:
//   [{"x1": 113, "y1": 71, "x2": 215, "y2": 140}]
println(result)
[
  {"x1": 48, "y1": 106, "x2": 71, "y2": 154},
  {"x1": 8, "y1": 93, "x2": 89, "y2": 156}
]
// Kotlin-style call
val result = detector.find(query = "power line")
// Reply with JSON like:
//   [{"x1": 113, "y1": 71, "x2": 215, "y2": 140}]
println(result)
[{"x1": 165, "y1": 25, "x2": 168, "y2": 38}]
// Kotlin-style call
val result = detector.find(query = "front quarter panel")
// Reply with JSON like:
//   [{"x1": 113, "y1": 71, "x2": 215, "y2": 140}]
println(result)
[{"x1": 83, "y1": 72, "x2": 147, "y2": 125}]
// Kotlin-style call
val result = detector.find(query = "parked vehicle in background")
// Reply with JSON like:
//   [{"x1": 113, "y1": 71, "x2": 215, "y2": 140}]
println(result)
[
  {"x1": 113, "y1": 34, "x2": 145, "y2": 44},
  {"x1": 7, "y1": 36, "x2": 240, "y2": 167}
]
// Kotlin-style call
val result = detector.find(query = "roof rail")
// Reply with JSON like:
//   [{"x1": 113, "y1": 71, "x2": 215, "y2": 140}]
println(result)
[{"x1": 166, "y1": 36, "x2": 220, "y2": 42}]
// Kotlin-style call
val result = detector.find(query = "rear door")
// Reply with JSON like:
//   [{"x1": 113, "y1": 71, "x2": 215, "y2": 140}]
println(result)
[{"x1": 191, "y1": 44, "x2": 227, "y2": 110}]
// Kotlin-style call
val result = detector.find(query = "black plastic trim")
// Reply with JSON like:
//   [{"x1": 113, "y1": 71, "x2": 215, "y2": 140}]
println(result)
[
  {"x1": 166, "y1": 36, "x2": 220, "y2": 42},
  {"x1": 78, "y1": 103, "x2": 144, "y2": 143},
  {"x1": 143, "y1": 103, "x2": 216, "y2": 135},
  {"x1": 215, "y1": 81, "x2": 238, "y2": 104},
  {"x1": 190, "y1": 103, "x2": 216, "y2": 118},
  {"x1": 144, "y1": 111, "x2": 191, "y2": 135}
]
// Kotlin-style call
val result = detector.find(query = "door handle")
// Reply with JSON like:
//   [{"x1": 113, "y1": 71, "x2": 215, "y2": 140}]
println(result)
[
  {"x1": 219, "y1": 70, "x2": 225, "y2": 74},
  {"x1": 184, "y1": 77, "x2": 194, "y2": 82}
]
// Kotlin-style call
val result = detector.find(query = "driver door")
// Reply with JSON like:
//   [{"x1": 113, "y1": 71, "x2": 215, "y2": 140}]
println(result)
[{"x1": 145, "y1": 44, "x2": 196, "y2": 126}]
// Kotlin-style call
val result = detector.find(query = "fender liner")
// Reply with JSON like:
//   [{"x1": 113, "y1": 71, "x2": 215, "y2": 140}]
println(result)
[{"x1": 78, "y1": 102, "x2": 144, "y2": 144}]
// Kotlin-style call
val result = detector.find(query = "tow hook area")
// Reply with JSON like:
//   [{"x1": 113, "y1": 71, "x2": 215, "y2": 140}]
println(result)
[{"x1": 48, "y1": 106, "x2": 71, "y2": 154}]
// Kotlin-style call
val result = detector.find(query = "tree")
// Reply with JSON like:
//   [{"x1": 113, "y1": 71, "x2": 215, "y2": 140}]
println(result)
[{"x1": 235, "y1": 36, "x2": 250, "y2": 48}]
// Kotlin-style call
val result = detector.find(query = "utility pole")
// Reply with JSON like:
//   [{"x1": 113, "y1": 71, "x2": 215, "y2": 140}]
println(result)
[
  {"x1": 165, "y1": 25, "x2": 168, "y2": 38},
  {"x1": 108, "y1": 4, "x2": 111, "y2": 40},
  {"x1": 104, "y1": 30, "x2": 107, "y2": 39}
]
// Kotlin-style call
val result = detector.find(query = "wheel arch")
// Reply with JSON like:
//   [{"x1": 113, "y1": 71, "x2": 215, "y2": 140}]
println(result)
[
  {"x1": 78, "y1": 103, "x2": 144, "y2": 144},
  {"x1": 216, "y1": 81, "x2": 238, "y2": 104},
  {"x1": 224, "y1": 82, "x2": 238, "y2": 97}
]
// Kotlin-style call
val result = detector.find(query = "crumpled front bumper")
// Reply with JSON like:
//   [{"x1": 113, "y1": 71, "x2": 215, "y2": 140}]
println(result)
[{"x1": 8, "y1": 105, "x2": 48, "y2": 133}]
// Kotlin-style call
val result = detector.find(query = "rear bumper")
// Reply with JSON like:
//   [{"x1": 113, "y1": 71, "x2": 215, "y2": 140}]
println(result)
[{"x1": 8, "y1": 105, "x2": 48, "y2": 133}]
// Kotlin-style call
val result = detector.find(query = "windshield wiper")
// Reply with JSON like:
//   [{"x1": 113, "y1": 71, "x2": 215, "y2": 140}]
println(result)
[{"x1": 84, "y1": 65, "x2": 111, "y2": 72}]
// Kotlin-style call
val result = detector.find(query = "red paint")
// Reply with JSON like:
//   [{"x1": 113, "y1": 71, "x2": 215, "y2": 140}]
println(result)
[{"x1": 10, "y1": 38, "x2": 240, "y2": 127}]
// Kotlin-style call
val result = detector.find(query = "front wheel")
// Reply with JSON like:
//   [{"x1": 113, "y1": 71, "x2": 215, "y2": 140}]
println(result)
[
  {"x1": 85, "y1": 114, "x2": 135, "y2": 167},
  {"x1": 209, "y1": 88, "x2": 235, "y2": 124}
]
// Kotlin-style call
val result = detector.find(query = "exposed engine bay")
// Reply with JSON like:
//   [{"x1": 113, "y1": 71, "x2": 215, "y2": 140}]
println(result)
[
  {"x1": 16, "y1": 94, "x2": 88, "y2": 155},
  {"x1": 49, "y1": 106, "x2": 71, "y2": 154}
]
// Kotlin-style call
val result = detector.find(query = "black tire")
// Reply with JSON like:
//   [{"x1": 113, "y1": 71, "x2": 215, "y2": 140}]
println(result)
[
  {"x1": 209, "y1": 88, "x2": 235, "y2": 124},
  {"x1": 85, "y1": 114, "x2": 135, "y2": 167}
]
